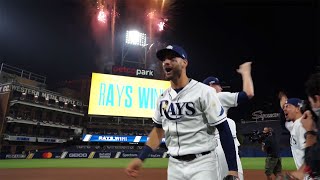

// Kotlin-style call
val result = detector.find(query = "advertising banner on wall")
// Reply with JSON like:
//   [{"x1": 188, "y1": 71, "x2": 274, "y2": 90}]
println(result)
[
  {"x1": 11, "y1": 84, "x2": 83, "y2": 106},
  {"x1": 66, "y1": 152, "x2": 89, "y2": 158},
  {"x1": 37, "y1": 137, "x2": 67, "y2": 143},
  {"x1": 6, "y1": 136, "x2": 37, "y2": 142},
  {"x1": 250, "y1": 110, "x2": 280, "y2": 122},
  {"x1": 4, "y1": 154, "x2": 26, "y2": 159},
  {"x1": 32, "y1": 152, "x2": 62, "y2": 159},
  {"x1": 0, "y1": 151, "x2": 166, "y2": 159},
  {"x1": 82, "y1": 134, "x2": 165, "y2": 143},
  {"x1": 119, "y1": 152, "x2": 164, "y2": 158},
  {"x1": 94, "y1": 152, "x2": 117, "y2": 158}
]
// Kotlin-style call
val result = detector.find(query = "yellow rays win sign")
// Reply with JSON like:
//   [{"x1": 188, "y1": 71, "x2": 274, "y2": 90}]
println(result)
[{"x1": 88, "y1": 73, "x2": 170, "y2": 118}]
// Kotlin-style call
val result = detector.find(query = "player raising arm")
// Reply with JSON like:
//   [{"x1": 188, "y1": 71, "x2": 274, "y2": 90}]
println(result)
[
  {"x1": 125, "y1": 45, "x2": 239, "y2": 180},
  {"x1": 203, "y1": 61, "x2": 254, "y2": 180}
]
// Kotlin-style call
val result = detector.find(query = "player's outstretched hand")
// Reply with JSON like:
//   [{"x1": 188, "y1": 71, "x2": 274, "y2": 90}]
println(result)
[
  {"x1": 125, "y1": 158, "x2": 143, "y2": 178},
  {"x1": 236, "y1": 61, "x2": 252, "y2": 75},
  {"x1": 301, "y1": 110, "x2": 316, "y2": 131},
  {"x1": 278, "y1": 91, "x2": 287, "y2": 100},
  {"x1": 278, "y1": 91, "x2": 288, "y2": 109}
]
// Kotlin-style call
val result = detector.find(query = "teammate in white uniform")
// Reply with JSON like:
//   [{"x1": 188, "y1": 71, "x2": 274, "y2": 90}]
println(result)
[
  {"x1": 126, "y1": 45, "x2": 239, "y2": 180},
  {"x1": 279, "y1": 95, "x2": 306, "y2": 169},
  {"x1": 203, "y1": 62, "x2": 254, "y2": 180},
  {"x1": 281, "y1": 73, "x2": 320, "y2": 179}
]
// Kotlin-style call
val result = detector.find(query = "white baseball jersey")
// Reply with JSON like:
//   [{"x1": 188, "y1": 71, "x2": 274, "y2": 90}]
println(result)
[
  {"x1": 152, "y1": 79, "x2": 227, "y2": 156},
  {"x1": 217, "y1": 92, "x2": 239, "y2": 114},
  {"x1": 285, "y1": 121, "x2": 294, "y2": 132},
  {"x1": 214, "y1": 92, "x2": 239, "y2": 138},
  {"x1": 286, "y1": 117, "x2": 306, "y2": 169},
  {"x1": 214, "y1": 92, "x2": 243, "y2": 180}
]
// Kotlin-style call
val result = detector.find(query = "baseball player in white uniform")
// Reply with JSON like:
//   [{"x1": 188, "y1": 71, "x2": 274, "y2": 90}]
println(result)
[
  {"x1": 203, "y1": 62, "x2": 254, "y2": 180},
  {"x1": 281, "y1": 98, "x2": 306, "y2": 170},
  {"x1": 126, "y1": 45, "x2": 239, "y2": 180},
  {"x1": 281, "y1": 73, "x2": 320, "y2": 180}
]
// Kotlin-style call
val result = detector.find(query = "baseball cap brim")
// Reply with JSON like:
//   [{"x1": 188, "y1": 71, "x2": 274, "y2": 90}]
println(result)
[{"x1": 156, "y1": 49, "x2": 183, "y2": 61}]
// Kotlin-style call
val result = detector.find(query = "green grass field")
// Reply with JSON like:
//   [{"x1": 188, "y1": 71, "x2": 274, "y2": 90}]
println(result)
[{"x1": 0, "y1": 158, "x2": 296, "y2": 170}]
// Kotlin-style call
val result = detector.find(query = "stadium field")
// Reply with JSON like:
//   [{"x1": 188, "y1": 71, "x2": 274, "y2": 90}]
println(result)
[{"x1": 0, "y1": 157, "x2": 296, "y2": 170}]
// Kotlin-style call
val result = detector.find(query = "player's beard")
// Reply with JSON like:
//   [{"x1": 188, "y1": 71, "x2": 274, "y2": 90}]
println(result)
[{"x1": 164, "y1": 67, "x2": 182, "y2": 81}]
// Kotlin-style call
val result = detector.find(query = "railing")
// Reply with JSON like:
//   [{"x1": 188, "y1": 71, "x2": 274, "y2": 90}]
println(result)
[{"x1": 0, "y1": 63, "x2": 46, "y2": 84}]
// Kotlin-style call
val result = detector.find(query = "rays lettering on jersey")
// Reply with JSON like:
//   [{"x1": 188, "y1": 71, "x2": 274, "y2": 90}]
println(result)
[{"x1": 159, "y1": 100, "x2": 196, "y2": 120}]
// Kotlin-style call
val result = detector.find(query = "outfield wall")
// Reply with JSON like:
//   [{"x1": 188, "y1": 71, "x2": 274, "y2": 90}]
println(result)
[
  {"x1": 0, "y1": 151, "x2": 168, "y2": 159},
  {"x1": 0, "y1": 147, "x2": 293, "y2": 159}
]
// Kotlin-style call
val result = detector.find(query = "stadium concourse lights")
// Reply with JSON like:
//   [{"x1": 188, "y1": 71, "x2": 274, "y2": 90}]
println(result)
[{"x1": 125, "y1": 30, "x2": 147, "y2": 47}]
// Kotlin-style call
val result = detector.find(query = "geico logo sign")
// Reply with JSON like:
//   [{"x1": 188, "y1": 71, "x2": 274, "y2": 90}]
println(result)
[
  {"x1": 122, "y1": 153, "x2": 138, "y2": 158},
  {"x1": 68, "y1": 153, "x2": 88, "y2": 158}
]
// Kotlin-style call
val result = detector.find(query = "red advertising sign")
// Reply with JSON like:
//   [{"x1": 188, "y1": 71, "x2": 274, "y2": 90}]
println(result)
[{"x1": 112, "y1": 66, "x2": 154, "y2": 78}]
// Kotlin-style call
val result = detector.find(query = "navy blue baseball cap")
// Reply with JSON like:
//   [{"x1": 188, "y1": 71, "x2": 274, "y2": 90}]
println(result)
[
  {"x1": 285, "y1": 98, "x2": 303, "y2": 107},
  {"x1": 203, "y1": 76, "x2": 220, "y2": 85},
  {"x1": 156, "y1": 45, "x2": 188, "y2": 61}
]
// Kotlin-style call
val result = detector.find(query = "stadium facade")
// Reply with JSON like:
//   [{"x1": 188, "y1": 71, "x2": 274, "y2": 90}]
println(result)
[{"x1": 0, "y1": 63, "x2": 85, "y2": 156}]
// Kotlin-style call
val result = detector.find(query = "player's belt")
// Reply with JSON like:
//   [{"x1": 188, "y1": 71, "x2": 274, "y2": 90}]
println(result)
[{"x1": 171, "y1": 151, "x2": 211, "y2": 161}]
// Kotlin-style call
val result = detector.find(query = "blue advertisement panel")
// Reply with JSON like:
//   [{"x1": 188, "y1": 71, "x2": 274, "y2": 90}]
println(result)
[{"x1": 82, "y1": 134, "x2": 165, "y2": 143}]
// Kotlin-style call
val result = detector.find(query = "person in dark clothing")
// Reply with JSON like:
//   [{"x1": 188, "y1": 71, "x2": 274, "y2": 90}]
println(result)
[{"x1": 262, "y1": 127, "x2": 283, "y2": 180}]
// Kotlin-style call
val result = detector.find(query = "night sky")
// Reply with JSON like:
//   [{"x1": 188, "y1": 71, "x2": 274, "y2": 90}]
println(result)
[{"x1": 0, "y1": 0, "x2": 318, "y2": 117}]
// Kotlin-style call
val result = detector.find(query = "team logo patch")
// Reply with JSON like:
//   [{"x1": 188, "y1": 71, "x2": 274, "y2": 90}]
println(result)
[{"x1": 218, "y1": 107, "x2": 224, "y2": 117}]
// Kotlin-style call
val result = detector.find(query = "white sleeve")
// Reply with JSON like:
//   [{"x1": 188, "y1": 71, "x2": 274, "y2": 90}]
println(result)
[
  {"x1": 298, "y1": 123, "x2": 306, "y2": 150},
  {"x1": 217, "y1": 92, "x2": 238, "y2": 108},
  {"x1": 202, "y1": 88, "x2": 227, "y2": 126},
  {"x1": 285, "y1": 121, "x2": 294, "y2": 132}
]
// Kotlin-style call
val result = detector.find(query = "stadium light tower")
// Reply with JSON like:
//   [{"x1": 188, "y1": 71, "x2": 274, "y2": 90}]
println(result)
[
  {"x1": 121, "y1": 30, "x2": 149, "y2": 68},
  {"x1": 125, "y1": 30, "x2": 147, "y2": 47}
]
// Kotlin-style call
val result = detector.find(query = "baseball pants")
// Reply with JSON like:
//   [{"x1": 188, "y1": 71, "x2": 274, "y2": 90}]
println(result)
[
  {"x1": 214, "y1": 139, "x2": 244, "y2": 180},
  {"x1": 167, "y1": 151, "x2": 219, "y2": 180}
]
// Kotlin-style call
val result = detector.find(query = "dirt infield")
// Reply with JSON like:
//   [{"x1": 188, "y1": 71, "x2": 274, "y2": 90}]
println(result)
[{"x1": 0, "y1": 169, "x2": 263, "y2": 180}]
